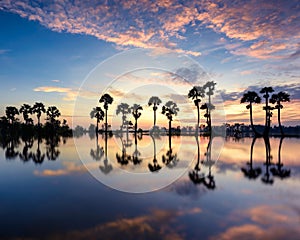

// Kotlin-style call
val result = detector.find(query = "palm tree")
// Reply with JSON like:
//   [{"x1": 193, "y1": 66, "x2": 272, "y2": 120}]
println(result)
[
  {"x1": 188, "y1": 86, "x2": 205, "y2": 135},
  {"x1": 90, "y1": 107, "x2": 104, "y2": 135},
  {"x1": 241, "y1": 91, "x2": 262, "y2": 137},
  {"x1": 99, "y1": 93, "x2": 113, "y2": 133},
  {"x1": 260, "y1": 87, "x2": 274, "y2": 136},
  {"x1": 270, "y1": 92, "x2": 290, "y2": 136},
  {"x1": 19, "y1": 104, "x2": 33, "y2": 125},
  {"x1": 148, "y1": 96, "x2": 162, "y2": 127},
  {"x1": 5, "y1": 106, "x2": 19, "y2": 125},
  {"x1": 203, "y1": 81, "x2": 217, "y2": 133},
  {"x1": 46, "y1": 106, "x2": 61, "y2": 125},
  {"x1": 116, "y1": 103, "x2": 131, "y2": 130},
  {"x1": 131, "y1": 104, "x2": 143, "y2": 135},
  {"x1": 161, "y1": 101, "x2": 179, "y2": 139},
  {"x1": 32, "y1": 102, "x2": 46, "y2": 127}
]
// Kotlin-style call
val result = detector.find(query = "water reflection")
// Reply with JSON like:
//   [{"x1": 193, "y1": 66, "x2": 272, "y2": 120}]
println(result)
[
  {"x1": 241, "y1": 136, "x2": 291, "y2": 185},
  {"x1": 148, "y1": 135, "x2": 161, "y2": 172}
]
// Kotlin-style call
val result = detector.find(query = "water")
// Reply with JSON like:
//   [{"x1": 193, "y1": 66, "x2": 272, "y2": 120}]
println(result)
[{"x1": 0, "y1": 135, "x2": 299, "y2": 239}]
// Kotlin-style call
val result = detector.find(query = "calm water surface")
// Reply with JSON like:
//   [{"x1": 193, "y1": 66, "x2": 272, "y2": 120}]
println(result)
[{"x1": 0, "y1": 135, "x2": 299, "y2": 239}]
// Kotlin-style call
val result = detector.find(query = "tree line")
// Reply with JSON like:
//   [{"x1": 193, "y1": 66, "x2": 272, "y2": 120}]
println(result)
[
  {"x1": 0, "y1": 102, "x2": 71, "y2": 137},
  {"x1": 91, "y1": 81, "x2": 217, "y2": 137}
]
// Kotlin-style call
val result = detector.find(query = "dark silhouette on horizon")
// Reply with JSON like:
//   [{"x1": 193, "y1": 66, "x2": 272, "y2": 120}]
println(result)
[
  {"x1": 90, "y1": 106, "x2": 105, "y2": 138},
  {"x1": 99, "y1": 93, "x2": 113, "y2": 134}
]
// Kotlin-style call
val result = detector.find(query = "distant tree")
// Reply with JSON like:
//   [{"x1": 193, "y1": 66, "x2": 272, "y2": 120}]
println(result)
[
  {"x1": 131, "y1": 104, "x2": 143, "y2": 135},
  {"x1": 19, "y1": 103, "x2": 33, "y2": 125},
  {"x1": 241, "y1": 91, "x2": 262, "y2": 137},
  {"x1": 148, "y1": 96, "x2": 162, "y2": 127},
  {"x1": 99, "y1": 93, "x2": 113, "y2": 133},
  {"x1": 260, "y1": 87, "x2": 274, "y2": 136},
  {"x1": 5, "y1": 106, "x2": 19, "y2": 125},
  {"x1": 188, "y1": 86, "x2": 205, "y2": 135},
  {"x1": 116, "y1": 103, "x2": 131, "y2": 130},
  {"x1": 90, "y1": 107, "x2": 104, "y2": 134},
  {"x1": 46, "y1": 106, "x2": 61, "y2": 125},
  {"x1": 270, "y1": 92, "x2": 290, "y2": 136},
  {"x1": 32, "y1": 102, "x2": 46, "y2": 127}
]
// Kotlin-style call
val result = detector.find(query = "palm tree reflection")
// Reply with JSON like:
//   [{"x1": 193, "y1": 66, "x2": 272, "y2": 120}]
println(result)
[
  {"x1": 241, "y1": 137, "x2": 262, "y2": 179},
  {"x1": 46, "y1": 135, "x2": 60, "y2": 161},
  {"x1": 32, "y1": 137, "x2": 45, "y2": 164},
  {"x1": 19, "y1": 135, "x2": 33, "y2": 162},
  {"x1": 148, "y1": 135, "x2": 161, "y2": 172},
  {"x1": 261, "y1": 137, "x2": 274, "y2": 185},
  {"x1": 116, "y1": 134, "x2": 131, "y2": 166},
  {"x1": 270, "y1": 137, "x2": 291, "y2": 179},
  {"x1": 189, "y1": 136, "x2": 205, "y2": 183}
]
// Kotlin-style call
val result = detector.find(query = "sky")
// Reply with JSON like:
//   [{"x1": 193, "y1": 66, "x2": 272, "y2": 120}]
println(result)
[{"x1": 0, "y1": 0, "x2": 299, "y2": 128}]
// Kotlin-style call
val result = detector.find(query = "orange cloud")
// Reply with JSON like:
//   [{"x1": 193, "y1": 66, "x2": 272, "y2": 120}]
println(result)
[{"x1": 4, "y1": 0, "x2": 298, "y2": 59}]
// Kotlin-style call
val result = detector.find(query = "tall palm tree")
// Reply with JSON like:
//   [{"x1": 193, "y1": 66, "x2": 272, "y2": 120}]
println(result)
[
  {"x1": 99, "y1": 93, "x2": 113, "y2": 133},
  {"x1": 203, "y1": 81, "x2": 217, "y2": 134},
  {"x1": 90, "y1": 107, "x2": 104, "y2": 134},
  {"x1": 32, "y1": 102, "x2": 46, "y2": 127},
  {"x1": 5, "y1": 106, "x2": 19, "y2": 125},
  {"x1": 188, "y1": 86, "x2": 205, "y2": 135},
  {"x1": 270, "y1": 92, "x2": 290, "y2": 136},
  {"x1": 19, "y1": 103, "x2": 33, "y2": 125},
  {"x1": 131, "y1": 104, "x2": 143, "y2": 135},
  {"x1": 162, "y1": 101, "x2": 179, "y2": 138},
  {"x1": 260, "y1": 87, "x2": 274, "y2": 136},
  {"x1": 148, "y1": 96, "x2": 162, "y2": 127},
  {"x1": 116, "y1": 103, "x2": 131, "y2": 130},
  {"x1": 241, "y1": 91, "x2": 262, "y2": 137},
  {"x1": 46, "y1": 106, "x2": 61, "y2": 125}
]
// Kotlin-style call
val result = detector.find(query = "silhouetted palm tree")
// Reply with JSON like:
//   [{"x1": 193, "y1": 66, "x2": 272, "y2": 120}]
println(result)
[
  {"x1": 188, "y1": 86, "x2": 205, "y2": 135},
  {"x1": 131, "y1": 104, "x2": 143, "y2": 135},
  {"x1": 99, "y1": 93, "x2": 113, "y2": 133},
  {"x1": 270, "y1": 92, "x2": 290, "y2": 136},
  {"x1": 32, "y1": 102, "x2": 46, "y2": 127},
  {"x1": 162, "y1": 101, "x2": 179, "y2": 141},
  {"x1": 46, "y1": 135, "x2": 60, "y2": 161},
  {"x1": 5, "y1": 106, "x2": 19, "y2": 125},
  {"x1": 19, "y1": 104, "x2": 33, "y2": 125},
  {"x1": 270, "y1": 137, "x2": 291, "y2": 179},
  {"x1": 148, "y1": 96, "x2": 162, "y2": 127},
  {"x1": 203, "y1": 81, "x2": 216, "y2": 133},
  {"x1": 90, "y1": 106, "x2": 104, "y2": 135},
  {"x1": 241, "y1": 137, "x2": 262, "y2": 179},
  {"x1": 46, "y1": 106, "x2": 61, "y2": 125},
  {"x1": 19, "y1": 135, "x2": 33, "y2": 162},
  {"x1": 116, "y1": 103, "x2": 131, "y2": 131},
  {"x1": 260, "y1": 87, "x2": 274, "y2": 136},
  {"x1": 241, "y1": 91, "x2": 262, "y2": 137}
]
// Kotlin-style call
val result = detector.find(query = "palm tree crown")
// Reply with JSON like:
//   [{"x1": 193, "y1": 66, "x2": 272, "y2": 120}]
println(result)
[
  {"x1": 5, "y1": 106, "x2": 19, "y2": 124},
  {"x1": 32, "y1": 102, "x2": 46, "y2": 126},
  {"x1": 162, "y1": 101, "x2": 179, "y2": 122},
  {"x1": 46, "y1": 106, "x2": 61, "y2": 124},
  {"x1": 148, "y1": 96, "x2": 162, "y2": 127},
  {"x1": 19, "y1": 103, "x2": 33, "y2": 124},
  {"x1": 99, "y1": 93, "x2": 113, "y2": 110}
]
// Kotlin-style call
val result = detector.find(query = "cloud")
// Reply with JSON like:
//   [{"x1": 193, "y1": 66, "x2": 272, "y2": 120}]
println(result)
[
  {"x1": 0, "y1": 49, "x2": 10, "y2": 54},
  {"x1": 34, "y1": 162, "x2": 86, "y2": 176},
  {"x1": 1, "y1": 0, "x2": 299, "y2": 59},
  {"x1": 33, "y1": 85, "x2": 99, "y2": 101}
]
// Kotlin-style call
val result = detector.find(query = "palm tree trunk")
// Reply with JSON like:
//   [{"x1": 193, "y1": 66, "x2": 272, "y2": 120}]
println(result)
[
  {"x1": 249, "y1": 104, "x2": 260, "y2": 137},
  {"x1": 135, "y1": 118, "x2": 137, "y2": 136},
  {"x1": 196, "y1": 105, "x2": 200, "y2": 136},
  {"x1": 154, "y1": 109, "x2": 157, "y2": 126},
  {"x1": 278, "y1": 107, "x2": 284, "y2": 136},
  {"x1": 105, "y1": 109, "x2": 108, "y2": 133},
  {"x1": 169, "y1": 120, "x2": 172, "y2": 150}
]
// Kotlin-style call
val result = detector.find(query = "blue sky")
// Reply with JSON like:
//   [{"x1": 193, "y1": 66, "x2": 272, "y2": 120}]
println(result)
[{"x1": 0, "y1": 0, "x2": 299, "y2": 127}]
